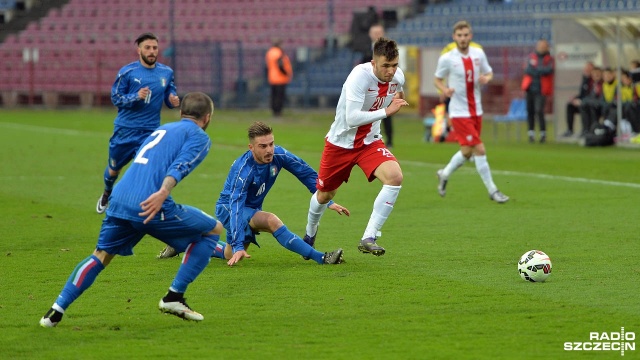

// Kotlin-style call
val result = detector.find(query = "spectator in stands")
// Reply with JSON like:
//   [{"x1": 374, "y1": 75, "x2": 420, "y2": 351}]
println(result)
[
  {"x1": 605, "y1": 69, "x2": 639, "y2": 133},
  {"x1": 523, "y1": 39, "x2": 554, "y2": 143},
  {"x1": 630, "y1": 60, "x2": 640, "y2": 94},
  {"x1": 562, "y1": 61, "x2": 593, "y2": 137},
  {"x1": 361, "y1": 23, "x2": 395, "y2": 148},
  {"x1": 579, "y1": 66, "x2": 604, "y2": 133},
  {"x1": 601, "y1": 67, "x2": 618, "y2": 125},
  {"x1": 97, "y1": 32, "x2": 180, "y2": 214},
  {"x1": 265, "y1": 39, "x2": 293, "y2": 117}
]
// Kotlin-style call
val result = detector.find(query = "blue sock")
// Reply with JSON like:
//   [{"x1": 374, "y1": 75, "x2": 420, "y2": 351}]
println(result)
[
  {"x1": 170, "y1": 236, "x2": 217, "y2": 293},
  {"x1": 55, "y1": 255, "x2": 105, "y2": 310},
  {"x1": 273, "y1": 225, "x2": 324, "y2": 264},
  {"x1": 103, "y1": 167, "x2": 117, "y2": 192},
  {"x1": 210, "y1": 239, "x2": 226, "y2": 259}
]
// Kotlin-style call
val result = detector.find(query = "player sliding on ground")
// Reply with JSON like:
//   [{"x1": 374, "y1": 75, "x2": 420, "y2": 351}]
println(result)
[
  {"x1": 40, "y1": 93, "x2": 222, "y2": 327},
  {"x1": 157, "y1": 121, "x2": 349, "y2": 265},
  {"x1": 304, "y1": 37, "x2": 408, "y2": 256},
  {"x1": 434, "y1": 21, "x2": 509, "y2": 203}
]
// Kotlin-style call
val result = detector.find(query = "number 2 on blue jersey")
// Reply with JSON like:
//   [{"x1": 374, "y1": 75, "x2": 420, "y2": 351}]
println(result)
[{"x1": 134, "y1": 129, "x2": 167, "y2": 164}]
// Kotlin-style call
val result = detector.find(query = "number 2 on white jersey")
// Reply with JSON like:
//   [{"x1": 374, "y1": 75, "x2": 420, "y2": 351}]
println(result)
[
  {"x1": 134, "y1": 129, "x2": 166, "y2": 164},
  {"x1": 466, "y1": 69, "x2": 473, "y2": 83}
]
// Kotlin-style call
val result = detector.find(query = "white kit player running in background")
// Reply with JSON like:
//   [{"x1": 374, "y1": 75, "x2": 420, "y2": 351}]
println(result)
[{"x1": 434, "y1": 20, "x2": 509, "y2": 203}]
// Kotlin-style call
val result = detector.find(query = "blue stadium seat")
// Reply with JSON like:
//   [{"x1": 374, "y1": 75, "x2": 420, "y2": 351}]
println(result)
[{"x1": 493, "y1": 98, "x2": 527, "y2": 141}]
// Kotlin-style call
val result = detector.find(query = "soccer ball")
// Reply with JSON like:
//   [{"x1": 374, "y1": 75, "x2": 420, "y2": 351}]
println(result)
[{"x1": 518, "y1": 250, "x2": 552, "y2": 282}]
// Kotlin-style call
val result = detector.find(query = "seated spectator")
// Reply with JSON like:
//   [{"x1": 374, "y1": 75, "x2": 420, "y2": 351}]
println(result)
[
  {"x1": 603, "y1": 69, "x2": 633, "y2": 130},
  {"x1": 600, "y1": 67, "x2": 618, "y2": 128},
  {"x1": 620, "y1": 70, "x2": 640, "y2": 134},
  {"x1": 563, "y1": 61, "x2": 593, "y2": 137},
  {"x1": 579, "y1": 66, "x2": 603, "y2": 134}
]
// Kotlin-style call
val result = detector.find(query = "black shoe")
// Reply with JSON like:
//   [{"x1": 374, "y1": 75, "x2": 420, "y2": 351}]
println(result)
[
  {"x1": 528, "y1": 135, "x2": 535, "y2": 143},
  {"x1": 539, "y1": 135, "x2": 546, "y2": 144},
  {"x1": 322, "y1": 248, "x2": 344, "y2": 264},
  {"x1": 40, "y1": 308, "x2": 64, "y2": 328},
  {"x1": 96, "y1": 191, "x2": 111, "y2": 214},
  {"x1": 562, "y1": 130, "x2": 573, "y2": 137},
  {"x1": 358, "y1": 238, "x2": 386, "y2": 256}
]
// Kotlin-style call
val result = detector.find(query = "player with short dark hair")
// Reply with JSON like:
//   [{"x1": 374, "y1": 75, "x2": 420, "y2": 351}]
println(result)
[
  {"x1": 41, "y1": 92, "x2": 221, "y2": 327},
  {"x1": 434, "y1": 20, "x2": 509, "y2": 203},
  {"x1": 304, "y1": 37, "x2": 408, "y2": 257},
  {"x1": 212, "y1": 121, "x2": 348, "y2": 266},
  {"x1": 97, "y1": 32, "x2": 180, "y2": 214}
]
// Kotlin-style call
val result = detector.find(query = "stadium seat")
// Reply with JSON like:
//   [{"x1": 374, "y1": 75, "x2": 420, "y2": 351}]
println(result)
[{"x1": 493, "y1": 98, "x2": 527, "y2": 141}]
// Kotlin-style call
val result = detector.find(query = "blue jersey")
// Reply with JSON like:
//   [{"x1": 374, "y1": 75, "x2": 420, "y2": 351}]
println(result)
[
  {"x1": 216, "y1": 146, "x2": 317, "y2": 249},
  {"x1": 111, "y1": 61, "x2": 178, "y2": 131},
  {"x1": 107, "y1": 119, "x2": 211, "y2": 222}
]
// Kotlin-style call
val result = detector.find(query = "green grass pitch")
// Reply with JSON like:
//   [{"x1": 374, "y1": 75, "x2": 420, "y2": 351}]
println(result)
[{"x1": 0, "y1": 108, "x2": 639, "y2": 359}]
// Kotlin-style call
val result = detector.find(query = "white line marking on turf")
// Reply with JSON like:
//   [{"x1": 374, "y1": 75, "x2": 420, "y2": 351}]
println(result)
[
  {"x1": 3, "y1": 122, "x2": 639, "y2": 189},
  {"x1": 0, "y1": 122, "x2": 107, "y2": 138},
  {"x1": 402, "y1": 160, "x2": 640, "y2": 189}
]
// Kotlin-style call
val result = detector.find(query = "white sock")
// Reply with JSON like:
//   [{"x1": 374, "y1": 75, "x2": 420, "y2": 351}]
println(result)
[
  {"x1": 362, "y1": 185, "x2": 401, "y2": 240},
  {"x1": 306, "y1": 192, "x2": 327, "y2": 237},
  {"x1": 474, "y1": 155, "x2": 498, "y2": 194},
  {"x1": 442, "y1": 150, "x2": 467, "y2": 178},
  {"x1": 52, "y1": 303, "x2": 65, "y2": 313}
]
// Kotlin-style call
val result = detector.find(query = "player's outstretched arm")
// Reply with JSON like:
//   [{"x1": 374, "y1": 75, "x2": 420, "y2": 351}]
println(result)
[
  {"x1": 328, "y1": 202, "x2": 350, "y2": 216},
  {"x1": 139, "y1": 176, "x2": 177, "y2": 224}
]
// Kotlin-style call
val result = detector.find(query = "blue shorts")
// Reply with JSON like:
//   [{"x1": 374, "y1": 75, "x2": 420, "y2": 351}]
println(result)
[
  {"x1": 96, "y1": 204, "x2": 219, "y2": 256},
  {"x1": 107, "y1": 126, "x2": 154, "y2": 171},
  {"x1": 215, "y1": 204, "x2": 260, "y2": 249}
]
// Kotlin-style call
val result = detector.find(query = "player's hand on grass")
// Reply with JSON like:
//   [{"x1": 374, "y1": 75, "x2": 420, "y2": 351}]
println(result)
[
  {"x1": 138, "y1": 87, "x2": 150, "y2": 100},
  {"x1": 385, "y1": 98, "x2": 409, "y2": 117},
  {"x1": 169, "y1": 94, "x2": 180, "y2": 107},
  {"x1": 328, "y1": 202, "x2": 350, "y2": 216},
  {"x1": 227, "y1": 250, "x2": 251, "y2": 266},
  {"x1": 139, "y1": 188, "x2": 170, "y2": 224}
]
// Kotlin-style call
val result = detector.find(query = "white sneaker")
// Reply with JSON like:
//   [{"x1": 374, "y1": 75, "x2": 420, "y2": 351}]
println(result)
[
  {"x1": 490, "y1": 190, "x2": 510, "y2": 204},
  {"x1": 159, "y1": 299, "x2": 204, "y2": 321},
  {"x1": 436, "y1": 169, "x2": 448, "y2": 197}
]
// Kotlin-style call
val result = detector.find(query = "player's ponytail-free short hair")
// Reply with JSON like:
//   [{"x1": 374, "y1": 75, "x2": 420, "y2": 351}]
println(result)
[
  {"x1": 452, "y1": 20, "x2": 472, "y2": 34},
  {"x1": 373, "y1": 37, "x2": 399, "y2": 61},
  {"x1": 180, "y1": 92, "x2": 214, "y2": 120},
  {"x1": 248, "y1": 122, "x2": 273, "y2": 140},
  {"x1": 135, "y1": 32, "x2": 158, "y2": 46}
]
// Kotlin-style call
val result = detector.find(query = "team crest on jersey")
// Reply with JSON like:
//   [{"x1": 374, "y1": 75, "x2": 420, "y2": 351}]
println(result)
[
  {"x1": 270, "y1": 165, "x2": 278, "y2": 177},
  {"x1": 161, "y1": 78, "x2": 166, "y2": 87},
  {"x1": 474, "y1": 58, "x2": 480, "y2": 66},
  {"x1": 389, "y1": 84, "x2": 397, "y2": 94}
]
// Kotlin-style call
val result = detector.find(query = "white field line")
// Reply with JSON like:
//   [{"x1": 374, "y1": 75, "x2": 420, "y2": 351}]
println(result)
[{"x1": 2, "y1": 122, "x2": 639, "y2": 189}]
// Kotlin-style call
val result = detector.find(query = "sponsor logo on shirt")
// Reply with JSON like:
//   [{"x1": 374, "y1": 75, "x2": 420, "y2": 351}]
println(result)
[{"x1": 133, "y1": 78, "x2": 142, "y2": 84}]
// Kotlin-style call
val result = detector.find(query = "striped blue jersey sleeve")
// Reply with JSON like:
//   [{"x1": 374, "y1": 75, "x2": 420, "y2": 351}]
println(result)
[
  {"x1": 111, "y1": 65, "x2": 139, "y2": 109},
  {"x1": 227, "y1": 158, "x2": 255, "y2": 252},
  {"x1": 106, "y1": 119, "x2": 210, "y2": 222}
]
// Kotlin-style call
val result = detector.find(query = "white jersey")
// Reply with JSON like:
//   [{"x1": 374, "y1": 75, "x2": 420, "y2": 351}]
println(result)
[
  {"x1": 434, "y1": 46, "x2": 492, "y2": 118},
  {"x1": 327, "y1": 63, "x2": 405, "y2": 149}
]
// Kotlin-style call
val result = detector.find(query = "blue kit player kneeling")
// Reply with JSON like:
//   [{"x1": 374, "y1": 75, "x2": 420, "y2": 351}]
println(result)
[
  {"x1": 40, "y1": 92, "x2": 222, "y2": 327},
  {"x1": 157, "y1": 122, "x2": 349, "y2": 265}
]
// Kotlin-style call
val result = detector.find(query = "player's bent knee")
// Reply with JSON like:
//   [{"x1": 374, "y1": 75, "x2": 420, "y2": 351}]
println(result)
[
  {"x1": 209, "y1": 221, "x2": 224, "y2": 235},
  {"x1": 316, "y1": 190, "x2": 336, "y2": 204},
  {"x1": 267, "y1": 214, "x2": 284, "y2": 232},
  {"x1": 92, "y1": 249, "x2": 115, "y2": 266}
]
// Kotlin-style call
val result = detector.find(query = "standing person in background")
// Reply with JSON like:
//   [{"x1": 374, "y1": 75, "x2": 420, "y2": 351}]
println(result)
[
  {"x1": 265, "y1": 39, "x2": 293, "y2": 117},
  {"x1": 97, "y1": 32, "x2": 180, "y2": 214},
  {"x1": 434, "y1": 20, "x2": 509, "y2": 204},
  {"x1": 563, "y1": 61, "x2": 593, "y2": 137},
  {"x1": 523, "y1": 39, "x2": 554, "y2": 143},
  {"x1": 362, "y1": 24, "x2": 395, "y2": 148}
]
